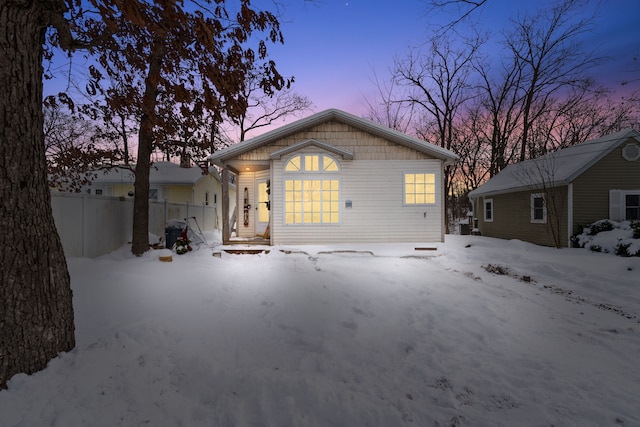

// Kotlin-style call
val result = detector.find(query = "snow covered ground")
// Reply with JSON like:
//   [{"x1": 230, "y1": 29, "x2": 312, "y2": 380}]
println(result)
[{"x1": 1, "y1": 234, "x2": 639, "y2": 426}]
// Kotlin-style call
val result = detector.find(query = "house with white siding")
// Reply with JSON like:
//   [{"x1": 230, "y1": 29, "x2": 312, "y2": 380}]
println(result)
[{"x1": 208, "y1": 109, "x2": 458, "y2": 245}]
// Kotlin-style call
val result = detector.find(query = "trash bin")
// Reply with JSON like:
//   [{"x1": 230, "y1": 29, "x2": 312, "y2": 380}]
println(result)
[
  {"x1": 459, "y1": 223, "x2": 470, "y2": 235},
  {"x1": 165, "y1": 228, "x2": 183, "y2": 248},
  {"x1": 165, "y1": 219, "x2": 186, "y2": 249}
]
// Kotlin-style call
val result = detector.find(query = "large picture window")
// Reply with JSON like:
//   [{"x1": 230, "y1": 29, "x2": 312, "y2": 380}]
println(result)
[
  {"x1": 404, "y1": 173, "x2": 435, "y2": 205},
  {"x1": 284, "y1": 154, "x2": 340, "y2": 224}
]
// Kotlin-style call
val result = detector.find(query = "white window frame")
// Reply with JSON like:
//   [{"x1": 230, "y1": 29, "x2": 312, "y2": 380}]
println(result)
[
  {"x1": 530, "y1": 193, "x2": 547, "y2": 224},
  {"x1": 283, "y1": 154, "x2": 341, "y2": 225},
  {"x1": 403, "y1": 172, "x2": 436, "y2": 206},
  {"x1": 624, "y1": 191, "x2": 640, "y2": 221},
  {"x1": 283, "y1": 153, "x2": 340, "y2": 174},
  {"x1": 483, "y1": 198, "x2": 494, "y2": 222}
]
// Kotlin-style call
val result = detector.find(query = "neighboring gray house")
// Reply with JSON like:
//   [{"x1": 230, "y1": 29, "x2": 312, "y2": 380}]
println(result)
[
  {"x1": 209, "y1": 109, "x2": 458, "y2": 245},
  {"x1": 469, "y1": 129, "x2": 640, "y2": 247}
]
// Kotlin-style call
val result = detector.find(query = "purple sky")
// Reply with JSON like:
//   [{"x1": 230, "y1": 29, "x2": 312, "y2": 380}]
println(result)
[
  {"x1": 265, "y1": 0, "x2": 640, "y2": 123},
  {"x1": 42, "y1": 0, "x2": 640, "y2": 138}
]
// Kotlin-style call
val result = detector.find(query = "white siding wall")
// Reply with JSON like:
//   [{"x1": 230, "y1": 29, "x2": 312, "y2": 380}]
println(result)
[{"x1": 271, "y1": 159, "x2": 444, "y2": 244}]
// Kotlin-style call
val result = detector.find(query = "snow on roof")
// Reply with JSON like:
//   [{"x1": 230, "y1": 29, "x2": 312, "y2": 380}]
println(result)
[
  {"x1": 209, "y1": 108, "x2": 459, "y2": 166},
  {"x1": 469, "y1": 129, "x2": 640, "y2": 197},
  {"x1": 91, "y1": 161, "x2": 219, "y2": 186}
]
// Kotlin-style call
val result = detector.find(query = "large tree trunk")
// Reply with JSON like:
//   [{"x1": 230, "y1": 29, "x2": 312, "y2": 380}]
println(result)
[
  {"x1": 0, "y1": 2, "x2": 75, "y2": 389},
  {"x1": 131, "y1": 40, "x2": 164, "y2": 256}
]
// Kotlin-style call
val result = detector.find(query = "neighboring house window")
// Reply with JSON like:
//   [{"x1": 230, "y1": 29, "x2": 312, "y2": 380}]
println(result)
[
  {"x1": 531, "y1": 193, "x2": 547, "y2": 223},
  {"x1": 149, "y1": 189, "x2": 158, "y2": 200},
  {"x1": 484, "y1": 198, "x2": 493, "y2": 222},
  {"x1": 205, "y1": 191, "x2": 210, "y2": 206},
  {"x1": 622, "y1": 143, "x2": 640, "y2": 161},
  {"x1": 626, "y1": 194, "x2": 640, "y2": 220},
  {"x1": 95, "y1": 189, "x2": 103, "y2": 196},
  {"x1": 283, "y1": 154, "x2": 340, "y2": 224},
  {"x1": 404, "y1": 173, "x2": 435, "y2": 205},
  {"x1": 609, "y1": 190, "x2": 640, "y2": 221}
]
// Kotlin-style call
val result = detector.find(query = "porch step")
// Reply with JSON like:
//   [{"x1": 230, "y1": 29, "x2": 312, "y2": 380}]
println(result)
[{"x1": 222, "y1": 248, "x2": 270, "y2": 255}]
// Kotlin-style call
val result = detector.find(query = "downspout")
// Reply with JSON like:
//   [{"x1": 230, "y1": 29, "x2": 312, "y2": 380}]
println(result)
[
  {"x1": 222, "y1": 165, "x2": 230, "y2": 243},
  {"x1": 567, "y1": 183, "x2": 573, "y2": 247},
  {"x1": 269, "y1": 160, "x2": 274, "y2": 246},
  {"x1": 440, "y1": 161, "x2": 446, "y2": 242}
]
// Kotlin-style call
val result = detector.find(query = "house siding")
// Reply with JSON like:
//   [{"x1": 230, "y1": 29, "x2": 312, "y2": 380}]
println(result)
[
  {"x1": 476, "y1": 186, "x2": 568, "y2": 247},
  {"x1": 271, "y1": 159, "x2": 443, "y2": 244},
  {"x1": 218, "y1": 114, "x2": 452, "y2": 244},
  {"x1": 108, "y1": 183, "x2": 133, "y2": 198},
  {"x1": 166, "y1": 186, "x2": 193, "y2": 204},
  {"x1": 572, "y1": 139, "x2": 640, "y2": 234},
  {"x1": 235, "y1": 120, "x2": 438, "y2": 162}
]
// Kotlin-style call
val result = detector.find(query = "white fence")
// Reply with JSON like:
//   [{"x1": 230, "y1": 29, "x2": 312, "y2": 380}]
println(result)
[{"x1": 51, "y1": 192, "x2": 219, "y2": 258}]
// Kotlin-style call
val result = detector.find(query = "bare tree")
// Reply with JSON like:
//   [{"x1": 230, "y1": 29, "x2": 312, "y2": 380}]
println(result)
[
  {"x1": 88, "y1": 82, "x2": 140, "y2": 165},
  {"x1": 393, "y1": 35, "x2": 482, "y2": 231},
  {"x1": 504, "y1": 0, "x2": 601, "y2": 161},
  {"x1": 427, "y1": 0, "x2": 488, "y2": 30},
  {"x1": 44, "y1": 103, "x2": 117, "y2": 191},
  {"x1": 234, "y1": 71, "x2": 313, "y2": 142},
  {"x1": 364, "y1": 69, "x2": 417, "y2": 133},
  {"x1": 531, "y1": 85, "x2": 640, "y2": 152},
  {"x1": 455, "y1": 105, "x2": 492, "y2": 191},
  {"x1": 474, "y1": 54, "x2": 524, "y2": 177}
]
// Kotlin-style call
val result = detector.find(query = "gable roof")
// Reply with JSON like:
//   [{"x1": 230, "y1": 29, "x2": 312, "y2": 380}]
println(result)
[
  {"x1": 270, "y1": 139, "x2": 354, "y2": 160},
  {"x1": 469, "y1": 128, "x2": 640, "y2": 197},
  {"x1": 91, "y1": 161, "x2": 219, "y2": 186},
  {"x1": 208, "y1": 108, "x2": 458, "y2": 166}
]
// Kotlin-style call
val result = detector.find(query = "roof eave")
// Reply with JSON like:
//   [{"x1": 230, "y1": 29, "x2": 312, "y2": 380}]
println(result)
[
  {"x1": 469, "y1": 179, "x2": 571, "y2": 198},
  {"x1": 209, "y1": 109, "x2": 458, "y2": 165}
]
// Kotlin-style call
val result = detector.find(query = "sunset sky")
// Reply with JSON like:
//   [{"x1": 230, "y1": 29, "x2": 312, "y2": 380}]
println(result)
[
  {"x1": 266, "y1": 0, "x2": 640, "y2": 121},
  {"x1": 42, "y1": 0, "x2": 640, "y2": 137}
]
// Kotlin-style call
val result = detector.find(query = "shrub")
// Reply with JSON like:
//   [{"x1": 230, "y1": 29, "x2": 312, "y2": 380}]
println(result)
[
  {"x1": 631, "y1": 221, "x2": 640, "y2": 239},
  {"x1": 615, "y1": 242, "x2": 631, "y2": 257},
  {"x1": 589, "y1": 220, "x2": 614, "y2": 235}
]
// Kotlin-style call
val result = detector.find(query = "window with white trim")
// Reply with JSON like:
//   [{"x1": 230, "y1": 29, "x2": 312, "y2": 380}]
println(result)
[
  {"x1": 484, "y1": 198, "x2": 494, "y2": 222},
  {"x1": 609, "y1": 190, "x2": 640, "y2": 221},
  {"x1": 283, "y1": 154, "x2": 340, "y2": 224},
  {"x1": 626, "y1": 193, "x2": 640, "y2": 220},
  {"x1": 404, "y1": 173, "x2": 436, "y2": 204},
  {"x1": 530, "y1": 193, "x2": 547, "y2": 223}
]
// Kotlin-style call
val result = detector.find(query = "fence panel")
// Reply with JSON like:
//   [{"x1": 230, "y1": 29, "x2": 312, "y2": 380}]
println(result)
[{"x1": 51, "y1": 193, "x2": 217, "y2": 258}]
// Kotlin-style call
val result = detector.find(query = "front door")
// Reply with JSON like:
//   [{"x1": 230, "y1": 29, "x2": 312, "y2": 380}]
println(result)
[{"x1": 255, "y1": 177, "x2": 270, "y2": 236}]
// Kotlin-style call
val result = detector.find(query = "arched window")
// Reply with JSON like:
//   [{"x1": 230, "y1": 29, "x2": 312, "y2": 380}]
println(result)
[
  {"x1": 284, "y1": 154, "x2": 340, "y2": 173},
  {"x1": 283, "y1": 154, "x2": 340, "y2": 224}
]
